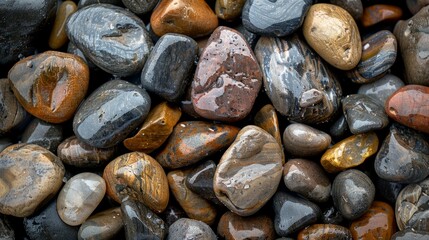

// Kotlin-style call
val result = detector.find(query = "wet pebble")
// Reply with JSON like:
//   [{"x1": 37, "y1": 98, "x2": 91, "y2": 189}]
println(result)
[
  {"x1": 297, "y1": 224, "x2": 352, "y2": 240},
  {"x1": 122, "y1": 0, "x2": 158, "y2": 14},
  {"x1": 0, "y1": 78, "x2": 28, "y2": 135},
  {"x1": 329, "y1": 0, "x2": 363, "y2": 20},
  {"x1": 48, "y1": 1, "x2": 77, "y2": 49},
  {"x1": 215, "y1": 0, "x2": 246, "y2": 21},
  {"x1": 78, "y1": 207, "x2": 123, "y2": 240},
  {"x1": 185, "y1": 160, "x2": 222, "y2": 205},
  {"x1": 217, "y1": 212, "x2": 276, "y2": 240},
  {"x1": 361, "y1": 4, "x2": 403, "y2": 27},
  {"x1": 21, "y1": 118, "x2": 63, "y2": 153},
  {"x1": 357, "y1": 73, "x2": 404, "y2": 106},
  {"x1": 391, "y1": 229, "x2": 429, "y2": 240},
  {"x1": 167, "y1": 218, "x2": 217, "y2": 240},
  {"x1": 375, "y1": 177, "x2": 406, "y2": 205},
  {"x1": 254, "y1": 104, "x2": 282, "y2": 148}
]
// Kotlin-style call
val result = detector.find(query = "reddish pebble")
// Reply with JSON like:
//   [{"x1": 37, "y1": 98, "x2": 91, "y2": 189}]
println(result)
[{"x1": 361, "y1": 4, "x2": 403, "y2": 27}]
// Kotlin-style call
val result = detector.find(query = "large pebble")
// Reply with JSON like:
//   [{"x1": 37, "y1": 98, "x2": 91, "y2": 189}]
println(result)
[
  {"x1": 357, "y1": 73, "x2": 404, "y2": 106},
  {"x1": 167, "y1": 218, "x2": 217, "y2": 240},
  {"x1": 0, "y1": 79, "x2": 28, "y2": 135},
  {"x1": 283, "y1": 123, "x2": 331, "y2": 157},
  {"x1": 78, "y1": 207, "x2": 123, "y2": 240},
  {"x1": 214, "y1": 125, "x2": 283, "y2": 216},
  {"x1": 217, "y1": 212, "x2": 276, "y2": 240},
  {"x1": 21, "y1": 118, "x2": 63, "y2": 153},
  {"x1": 185, "y1": 160, "x2": 221, "y2": 205},
  {"x1": 0, "y1": 144, "x2": 64, "y2": 217},
  {"x1": 297, "y1": 224, "x2": 352, "y2": 240}
]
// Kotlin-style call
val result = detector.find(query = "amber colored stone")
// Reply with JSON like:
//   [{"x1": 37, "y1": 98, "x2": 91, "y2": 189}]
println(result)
[
  {"x1": 103, "y1": 152, "x2": 169, "y2": 213},
  {"x1": 155, "y1": 121, "x2": 239, "y2": 169},
  {"x1": 215, "y1": 0, "x2": 246, "y2": 21},
  {"x1": 48, "y1": 1, "x2": 77, "y2": 49},
  {"x1": 321, "y1": 132, "x2": 379, "y2": 173},
  {"x1": 350, "y1": 201, "x2": 396, "y2": 239},
  {"x1": 167, "y1": 169, "x2": 217, "y2": 225},
  {"x1": 297, "y1": 224, "x2": 352, "y2": 240},
  {"x1": 361, "y1": 4, "x2": 403, "y2": 28},
  {"x1": 217, "y1": 212, "x2": 276, "y2": 240},
  {"x1": 123, "y1": 102, "x2": 181, "y2": 153},
  {"x1": 8, "y1": 51, "x2": 89, "y2": 123},
  {"x1": 254, "y1": 104, "x2": 282, "y2": 149},
  {"x1": 150, "y1": 0, "x2": 218, "y2": 38},
  {"x1": 386, "y1": 85, "x2": 429, "y2": 134}
]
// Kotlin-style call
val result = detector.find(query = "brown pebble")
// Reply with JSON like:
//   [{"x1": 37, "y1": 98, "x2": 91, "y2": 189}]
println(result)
[
  {"x1": 361, "y1": 4, "x2": 403, "y2": 28},
  {"x1": 49, "y1": 1, "x2": 77, "y2": 49},
  {"x1": 254, "y1": 104, "x2": 282, "y2": 150},
  {"x1": 297, "y1": 224, "x2": 352, "y2": 240},
  {"x1": 0, "y1": 78, "x2": 27, "y2": 135},
  {"x1": 78, "y1": 207, "x2": 123, "y2": 240},
  {"x1": 215, "y1": 0, "x2": 246, "y2": 21},
  {"x1": 283, "y1": 123, "x2": 331, "y2": 158}
]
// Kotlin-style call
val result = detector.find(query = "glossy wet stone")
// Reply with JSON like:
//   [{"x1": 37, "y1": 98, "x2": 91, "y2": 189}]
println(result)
[
  {"x1": 21, "y1": 118, "x2": 63, "y2": 153},
  {"x1": 78, "y1": 207, "x2": 123, "y2": 240},
  {"x1": 331, "y1": 169, "x2": 375, "y2": 220},
  {"x1": 297, "y1": 224, "x2": 352, "y2": 240},
  {"x1": 283, "y1": 159, "x2": 331, "y2": 203},
  {"x1": 321, "y1": 205, "x2": 344, "y2": 225},
  {"x1": 362, "y1": 4, "x2": 403, "y2": 27},
  {"x1": 273, "y1": 191, "x2": 321, "y2": 236},
  {"x1": 254, "y1": 104, "x2": 282, "y2": 148},
  {"x1": 141, "y1": 34, "x2": 198, "y2": 102},
  {"x1": 66, "y1": 4, "x2": 153, "y2": 76},
  {"x1": 24, "y1": 200, "x2": 79, "y2": 240},
  {"x1": 375, "y1": 177, "x2": 406, "y2": 205},
  {"x1": 121, "y1": 198, "x2": 167, "y2": 240},
  {"x1": 235, "y1": 24, "x2": 260, "y2": 49},
  {"x1": 155, "y1": 121, "x2": 239, "y2": 169},
  {"x1": 122, "y1": 0, "x2": 158, "y2": 14},
  {"x1": 215, "y1": 0, "x2": 246, "y2": 21},
  {"x1": 329, "y1": 115, "x2": 351, "y2": 141},
  {"x1": 303, "y1": 3, "x2": 361, "y2": 70},
  {"x1": 386, "y1": 85, "x2": 429, "y2": 134},
  {"x1": 374, "y1": 124, "x2": 429, "y2": 183},
  {"x1": 168, "y1": 169, "x2": 217, "y2": 225},
  {"x1": 217, "y1": 212, "x2": 276, "y2": 240},
  {"x1": 358, "y1": 73, "x2": 404, "y2": 106},
  {"x1": 150, "y1": 0, "x2": 218, "y2": 38},
  {"x1": 254, "y1": 35, "x2": 342, "y2": 124},
  {"x1": 242, "y1": 0, "x2": 312, "y2": 37},
  {"x1": 124, "y1": 102, "x2": 181, "y2": 153},
  {"x1": 0, "y1": 144, "x2": 64, "y2": 217},
  {"x1": 283, "y1": 123, "x2": 331, "y2": 158},
  {"x1": 167, "y1": 218, "x2": 217, "y2": 240},
  {"x1": 48, "y1": 1, "x2": 77, "y2": 49},
  {"x1": 347, "y1": 30, "x2": 397, "y2": 84},
  {"x1": 8, "y1": 51, "x2": 89, "y2": 123},
  {"x1": 396, "y1": 178, "x2": 429, "y2": 231},
  {"x1": 214, "y1": 125, "x2": 283, "y2": 216},
  {"x1": 407, "y1": 0, "x2": 429, "y2": 14},
  {"x1": 391, "y1": 229, "x2": 429, "y2": 240},
  {"x1": 191, "y1": 26, "x2": 262, "y2": 122},
  {"x1": 103, "y1": 152, "x2": 169, "y2": 213},
  {"x1": 185, "y1": 160, "x2": 221, "y2": 205},
  {"x1": 349, "y1": 201, "x2": 395, "y2": 240},
  {"x1": 0, "y1": 78, "x2": 28, "y2": 135},
  {"x1": 73, "y1": 80, "x2": 151, "y2": 148},
  {"x1": 394, "y1": 7, "x2": 429, "y2": 86},
  {"x1": 329, "y1": 0, "x2": 363, "y2": 20},
  {"x1": 161, "y1": 203, "x2": 187, "y2": 227},
  {"x1": 342, "y1": 94, "x2": 389, "y2": 134},
  {"x1": 321, "y1": 132, "x2": 378, "y2": 173}
]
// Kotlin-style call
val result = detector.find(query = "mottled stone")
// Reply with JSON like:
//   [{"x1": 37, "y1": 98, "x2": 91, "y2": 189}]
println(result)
[
  {"x1": 0, "y1": 144, "x2": 64, "y2": 217},
  {"x1": 273, "y1": 191, "x2": 321, "y2": 236},
  {"x1": 386, "y1": 85, "x2": 429, "y2": 134},
  {"x1": 358, "y1": 74, "x2": 404, "y2": 106},
  {"x1": 242, "y1": 0, "x2": 312, "y2": 37},
  {"x1": 192, "y1": 26, "x2": 262, "y2": 122},
  {"x1": 374, "y1": 124, "x2": 429, "y2": 183},
  {"x1": 214, "y1": 126, "x2": 283, "y2": 216},
  {"x1": 342, "y1": 94, "x2": 389, "y2": 134},
  {"x1": 122, "y1": 0, "x2": 158, "y2": 14},
  {"x1": 0, "y1": 78, "x2": 28, "y2": 135},
  {"x1": 48, "y1": 1, "x2": 77, "y2": 49},
  {"x1": 254, "y1": 104, "x2": 282, "y2": 148},
  {"x1": 283, "y1": 123, "x2": 331, "y2": 157},
  {"x1": 303, "y1": 3, "x2": 361, "y2": 70},
  {"x1": 73, "y1": 80, "x2": 151, "y2": 148},
  {"x1": 362, "y1": 4, "x2": 403, "y2": 27},
  {"x1": 150, "y1": 0, "x2": 218, "y2": 38},
  {"x1": 331, "y1": 169, "x2": 375, "y2": 220},
  {"x1": 167, "y1": 218, "x2": 217, "y2": 240},
  {"x1": 8, "y1": 51, "x2": 89, "y2": 123},
  {"x1": 66, "y1": 4, "x2": 153, "y2": 76},
  {"x1": 78, "y1": 207, "x2": 123, "y2": 240},
  {"x1": 283, "y1": 159, "x2": 331, "y2": 203},
  {"x1": 330, "y1": 0, "x2": 363, "y2": 20},
  {"x1": 103, "y1": 152, "x2": 169, "y2": 213},
  {"x1": 321, "y1": 132, "x2": 379, "y2": 173},
  {"x1": 21, "y1": 118, "x2": 63, "y2": 153},
  {"x1": 407, "y1": 0, "x2": 429, "y2": 14},
  {"x1": 217, "y1": 212, "x2": 276, "y2": 240},
  {"x1": 215, "y1": 0, "x2": 246, "y2": 21},
  {"x1": 391, "y1": 229, "x2": 429, "y2": 240},
  {"x1": 155, "y1": 121, "x2": 239, "y2": 169},
  {"x1": 168, "y1": 169, "x2": 217, "y2": 225},
  {"x1": 254, "y1": 35, "x2": 342, "y2": 124},
  {"x1": 185, "y1": 160, "x2": 221, "y2": 205},
  {"x1": 297, "y1": 224, "x2": 352, "y2": 240}
]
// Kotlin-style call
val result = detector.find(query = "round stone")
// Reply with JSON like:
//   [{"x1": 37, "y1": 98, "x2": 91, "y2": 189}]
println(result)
[
  {"x1": 357, "y1": 74, "x2": 404, "y2": 106},
  {"x1": 167, "y1": 218, "x2": 217, "y2": 240},
  {"x1": 78, "y1": 207, "x2": 123, "y2": 240},
  {"x1": 283, "y1": 123, "x2": 331, "y2": 157},
  {"x1": 217, "y1": 212, "x2": 276, "y2": 240}
]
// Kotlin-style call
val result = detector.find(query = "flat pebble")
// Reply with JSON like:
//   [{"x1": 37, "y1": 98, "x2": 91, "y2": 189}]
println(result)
[{"x1": 391, "y1": 229, "x2": 429, "y2": 240}]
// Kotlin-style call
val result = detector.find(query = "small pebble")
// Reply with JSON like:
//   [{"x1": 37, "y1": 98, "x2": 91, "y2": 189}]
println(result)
[
  {"x1": 283, "y1": 123, "x2": 331, "y2": 158},
  {"x1": 297, "y1": 224, "x2": 352, "y2": 240},
  {"x1": 21, "y1": 118, "x2": 63, "y2": 153},
  {"x1": 217, "y1": 212, "x2": 276, "y2": 240},
  {"x1": 361, "y1": 4, "x2": 403, "y2": 27},
  {"x1": 167, "y1": 218, "x2": 217, "y2": 240},
  {"x1": 48, "y1": 1, "x2": 77, "y2": 49},
  {"x1": 329, "y1": 0, "x2": 363, "y2": 20},
  {"x1": 254, "y1": 104, "x2": 282, "y2": 149},
  {"x1": 357, "y1": 73, "x2": 404, "y2": 106},
  {"x1": 185, "y1": 160, "x2": 222, "y2": 205},
  {"x1": 78, "y1": 207, "x2": 123, "y2": 240}
]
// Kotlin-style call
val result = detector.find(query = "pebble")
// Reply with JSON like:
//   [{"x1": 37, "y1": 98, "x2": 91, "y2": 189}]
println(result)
[
  {"x1": 103, "y1": 152, "x2": 169, "y2": 213},
  {"x1": 150, "y1": 0, "x2": 218, "y2": 38},
  {"x1": 155, "y1": 121, "x2": 239, "y2": 169},
  {"x1": 217, "y1": 212, "x2": 276, "y2": 240},
  {"x1": 66, "y1": 4, "x2": 153, "y2": 76},
  {"x1": 329, "y1": 0, "x2": 363, "y2": 20},
  {"x1": 407, "y1": 0, "x2": 429, "y2": 14},
  {"x1": 273, "y1": 191, "x2": 321, "y2": 236},
  {"x1": 185, "y1": 160, "x2": 222, "y2": 205},
  {"x1": 329, "y1": 115, "x2": 351, "y2": 141},
  {"x1": 191, "y1": 26, "x2": 262, "y2": 122},
  {"x1": 0, "y1": 215, "x2": 14, "y2": 240},
  {"x1": 21, "y1": 118, "x2": 63, "y2": 153},
  {"x1": 8, "y1": 51, "x2": 89, "y2": 123},
  {"x1": 167, "y1": 218, "x2": 217, "y2": 240},
  {"x1": 123, "y1": 102, "x2": 181, "y2": 153},
  {"x1": 141, "y1": 34, "x2": 198, "y2": 102},
  {"x1": 357, "y1": 73, "x2": 405, "y2": 106},
  {"x1": 122, "y1": 0, "x2": 158, "y2": 14},
  {"x1": 254, "y1": 35, "x2": 342, "y2": 124},
  {"x1": 321, "y1": 132, "x2": 378, "y2": 173},
  {"x1": 242, "y1": 0, "x2": 312, "y2": 37},
  {"x1": 349, "y1": 201, "x2": 395, "y2": 239},
  {"x1": 283, "y1": 159, "x2": 331, "y2": 203},
  {"x1": 73, "y1": 80, "x2": 151, "y2": 148},
  {"x1": 282, "y1": 123, "x2": 331, "y2": 158},
  {"x1": 321, "y1": 205, "x2": 344, "y2": 225},
  {"x1": 78, "y1": 207, "x2": 123, "y2": 240},
  {"x1": 161, "y1": 203, "x2": 187, "y2": 227},
  {"x1": 331, "y1": 169, "x2": 375, "y2": 220},
  {"x1": 254, "y1": 104, "x2": 282, "y2": 148},
  {"x1": 342, "y1": 94, "x2": 389, "y2": 134},
  {"x1": 48, "y1": 1, "x2": 77, "y2": 49},
  {"x1": 215, "y1": 0, "x2": 247, "y2": 21},
  {"x1": 361, "y1": 4, "x2": 403, "y2": 28},
  {"x1": 375, "y1": 177, "x2": 406, "y2": 205},
  {"x1": 385, "y1": 85, "x2": 429, "y2": 134},
  {"x1": 0, "y1": 78, "x2": 28, "y2": 135},
  {"x1": 303, "y1": 3, "x2": 361, "y2": 70},
  {"x1": 77, "y1": 0, "x2": 123, "y2": 8},
  {"x1": 297, "y1": 224, "x2": 352, "y2": 240},
  {"x1": 391, "y1": 229, "x2": 429, "y2": 240},
  {"x1": 374, "y1": 124, "x2": 429, "y2": 183},
  {"x1": 214, "y1": 125, "x2": 283, "y2": 216},
  {"x1": 0, "y1": 144, "x2": 64, "y2": 217},
  {"x1": 168, "y1": 169, "x2": 217, "y2": 225}
]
